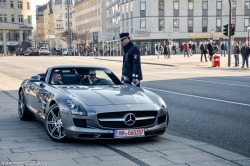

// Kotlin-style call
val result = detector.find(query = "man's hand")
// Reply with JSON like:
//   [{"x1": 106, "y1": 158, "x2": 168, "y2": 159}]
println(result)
[{"x1": 132, "y1": 79, "x2": 139, "y2": 86}]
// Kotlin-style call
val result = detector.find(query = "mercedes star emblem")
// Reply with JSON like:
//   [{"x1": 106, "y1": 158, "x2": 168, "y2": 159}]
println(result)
[{"x1": 124, "y1": 113, "x2": 136, "y2": 126}]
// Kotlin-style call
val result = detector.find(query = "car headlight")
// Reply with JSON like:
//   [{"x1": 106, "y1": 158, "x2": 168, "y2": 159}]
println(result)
[
  {"x1": 66, "y1": 99, "x2": 87, "y2": 116},
  {"x1": 158, "y1": 97, "x2": 167, "y2": 110}
]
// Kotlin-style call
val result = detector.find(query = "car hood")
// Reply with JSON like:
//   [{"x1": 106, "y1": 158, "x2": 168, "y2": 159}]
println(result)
[{"x1": 61, "y1": 85, "x2": 154, "y2": 106}]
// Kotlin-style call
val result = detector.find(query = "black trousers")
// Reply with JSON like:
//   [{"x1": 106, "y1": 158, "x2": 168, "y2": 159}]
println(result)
[{"x1": 201, "y1": 52, "x2": 207, "y2": 62}]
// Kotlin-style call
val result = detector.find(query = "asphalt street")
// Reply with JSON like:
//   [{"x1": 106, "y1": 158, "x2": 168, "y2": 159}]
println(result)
[
  {"x1": 141, "y1": 76, "x2": 250, "y2": 157},
  {"x1": 0, "y1": 55, "x2": 249, "y2": 166}
]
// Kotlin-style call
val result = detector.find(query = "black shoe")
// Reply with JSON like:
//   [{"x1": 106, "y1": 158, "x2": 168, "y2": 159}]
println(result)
[{"x1": 241, "y1": 66, "x2": 244, "y2": 68}]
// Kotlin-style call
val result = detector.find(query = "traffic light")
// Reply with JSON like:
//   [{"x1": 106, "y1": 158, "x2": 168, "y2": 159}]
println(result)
[
  {"x1": 223, "y1": 24, "x2": 228, "y2": 36},
  {"x1": 231, "y1": 24, "x2": 235, "y2": 36}
]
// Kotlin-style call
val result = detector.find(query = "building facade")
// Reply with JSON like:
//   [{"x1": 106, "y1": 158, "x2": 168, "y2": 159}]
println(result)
[
  {"x1": 43, "y1": 0, "x2": 73, "y2": 50},
  {"x1": 74, "y1": 0, "x2": 107, "y2": 52},
  {"x1": 119, "y1": 0, "x2": 250, "y2": 55},
  {"x1": 36, "y1": 5, "x2": 47, "y2": 47},
  {"x1": 0, "y1": 0, "x2": 32, "y2": 55}
]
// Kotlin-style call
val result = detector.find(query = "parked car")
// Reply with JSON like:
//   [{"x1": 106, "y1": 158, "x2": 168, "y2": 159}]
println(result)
[
  {"x1": 18, "y1": 65, "x2": 169, "y2": 141},
  {"x1": 16, "y1": 41, "x2": 32, "y2": 56},
  {"x1": 55, "y1": 49, "x2": 62, "y2": 55},
  {"x1": 39, "y1": 47, "x2": 50, "y2": 55},
  {"x1": 62, "y1": 48, "x2": 68, "y2": 55},
  {"x1": 24, "y1": 47, "x2": 39, "y2": 56}
]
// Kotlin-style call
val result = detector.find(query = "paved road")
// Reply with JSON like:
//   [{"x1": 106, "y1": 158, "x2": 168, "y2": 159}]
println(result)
[
  {"x1": 0, "y1": 55, "x2": 249, "y2": 166},
  {"x1": 142, "y1": 76, "x2": 250, "y2": 157}
]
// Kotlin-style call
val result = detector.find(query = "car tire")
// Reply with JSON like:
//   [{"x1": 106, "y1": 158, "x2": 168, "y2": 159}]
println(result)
[
  {"x1": 45, "y1": 104, "x2": 67, "y2": 142},
  {"x1": 18, "y1": 90, "x2": 33, "y2": 120}
]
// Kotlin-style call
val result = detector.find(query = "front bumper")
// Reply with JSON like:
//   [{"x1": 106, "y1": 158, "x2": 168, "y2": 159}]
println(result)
[{"x1": 64, "y1": 122, "x2": 168, "y2": 140}]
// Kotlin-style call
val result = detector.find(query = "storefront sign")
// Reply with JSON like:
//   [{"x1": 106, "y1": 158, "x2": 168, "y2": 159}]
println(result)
[
  {"x1": 189, "y1": 34, "x2": 226, "y2": 38},
  {"x1": 7, "y1": 42, "x2": 19, "y2": 45},
  {"x1": 134, "y1": 34, "x2": 150, "y2": 37},
  {"x1": 19, "y1": 26, "x2": 33, "y2": 29}
]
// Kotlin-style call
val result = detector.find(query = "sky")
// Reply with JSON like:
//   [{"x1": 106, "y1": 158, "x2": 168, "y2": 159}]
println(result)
[{"x1": 31, "y1": 0, "x2": 50, "y2": 27}]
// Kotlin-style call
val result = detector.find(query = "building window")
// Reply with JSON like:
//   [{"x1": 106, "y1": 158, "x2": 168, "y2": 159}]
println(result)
[
  {"x1": 216, "y1": 18, "x2": 222, "y2": 32},
  {"x1": 27, "y1": 2, "x2": 30, "y2": 10},
  {"x1": 126, "y1": 3, "x2": 128, "y2": 13},
  {"x1": 10, "y1": 1, "x2": 14, "y2": 8},
  {"x1": 245, "y1": 17, "x2": 250, "y2": 27},
  {"x1": 173, "y1": 19, "x2": 179, "y2": 28},
  {"x1": 122, "y1": 4, "x2": 124, "y2": 14},
  {"x1": 245, "y1": 1, "x2": 250, "y2": 9},
  {"x1": 28, "y1": 16, "x2": 31, "y2": 24},
  {"x1": 11, "y1": 15, "x2": 15, "y2": 22},
  {"x1": 202, "y1": 18, "x2": 208, "y2": 32},
  {"x1": 9, "y1": 30, "x2": 20, "y2": 41},
  {"x1": 0, "y1": 14, "x2": 7, "y2": 22},
  {"x1": 188, "y1": 19, "x2": 193, "y2": 32},
  {"x1": 217, "y1": 1, "x2": 222, "y2": 10},
  {"x1": 18, "y1": 1, "x2": 22, "y2": 9},
  {"x1": 159, "y1": 18, "x2": 164, "y2": 31},
  {"x1": 140, "y1": 0, "x2": 146, "y2": 11},
  {"x1": 1, "y1": 0, "x2": 6, "y2": 8},
  {"x1": 140, "y1": 18, "x2": 146, "y2": 29},
  {"x1": 203, "y1": 1, "x2": 208, "y2": 10},
  {"x1": 18, "y1": 15, "x2": 23, "y2": 22},
  {"x1": 188, "y1": 1, "x2": 194, "y2": 10},
  {"x1": 174, "y1": 1, "x2": 179, "y2": 10},
  {"x1": 159, "y1": 0, "x2": 164, "y2": 11}
]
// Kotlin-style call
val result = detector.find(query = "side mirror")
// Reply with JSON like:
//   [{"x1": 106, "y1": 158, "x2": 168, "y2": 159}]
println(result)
[{"x1": 30, "y1": 75, "x2": 41, "y2": 82}]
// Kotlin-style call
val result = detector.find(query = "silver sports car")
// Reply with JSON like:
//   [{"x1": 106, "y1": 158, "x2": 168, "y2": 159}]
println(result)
[{"x1": 18, "y1": 66, "x2": 169, "y2": 141}]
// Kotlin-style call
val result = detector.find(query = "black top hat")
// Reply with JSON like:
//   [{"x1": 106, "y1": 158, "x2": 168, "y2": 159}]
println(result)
[{"x1": 119, "y1": 33, "x2": 129, "y2": 41}]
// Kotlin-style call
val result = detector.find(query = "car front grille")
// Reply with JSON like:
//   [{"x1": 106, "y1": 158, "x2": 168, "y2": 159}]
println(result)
[{"x1": 97, "y1": 111, "x2": 158, "y2": 129}]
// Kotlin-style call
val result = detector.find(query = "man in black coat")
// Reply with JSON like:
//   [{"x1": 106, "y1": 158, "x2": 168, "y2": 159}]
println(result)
[
  {"x1": 81, "y1": 70, "x2": 99, "y2": 85},
  {"x1": 200, "y1": 40, "x2": 208, "y2": 62},
  {"x1": 241, "y1": 43, "x2": 250, "y2": 68},
  {"x1": 120, "y1": 33, "x2": 142, "y2": 87},
  {"x1": 207, "y1": 40, "x2": 214, "y2": 62}
]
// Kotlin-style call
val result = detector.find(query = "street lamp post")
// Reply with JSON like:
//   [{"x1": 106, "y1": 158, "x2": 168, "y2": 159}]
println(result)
[
  {"x1": 248, "y1": 27, "x2": 250, "y2": 46},
  {"x1": 211, "y1": 29, "x2": 214, "y2": 40}
]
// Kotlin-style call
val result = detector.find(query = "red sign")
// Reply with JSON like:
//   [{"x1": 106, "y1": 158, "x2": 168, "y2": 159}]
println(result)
[{"x1": 134, "y1": 34, "x2": 149, "y2": 37}]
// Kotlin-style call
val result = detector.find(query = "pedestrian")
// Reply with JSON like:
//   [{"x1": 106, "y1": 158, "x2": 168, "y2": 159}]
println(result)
[
  {"x1": 200, "y1": 40, "x2": 208, "y2": 62},
  {"x1": 241, "y1": 43, "x2": 250, "y2": 68},
  {"x1": 233, "y1": 42, "x2": 240, "y2": 67},
  {"x1": 163, "y1": 44, "x2": 168, "y2": 59},
  {"x1": 172, "y1": 44, "x2": 177, "y2": 54},
  {"x1": 184, "y1": 42, "x2": 189, "y2": 57},
  {"x1": 207, "y1": 40, "x2": 214, "y2": 62},
  {"x1": 221, "y1": 41, "x2": 227, "y2": 57},
  {"x1": 120, "y1": 33, "x2": 142, "y2": 87},
  {"x1": 156, "y1": 42, "x2": 161, "y2": 59},
  {"x1": 188, "y1": 41, "x2": 193, "y2": 56},
  {"x1": 192, "y1": 43, "x2": 196, "y2": 54},
  {"x1": 213, "y1": 42, "x2": 219, "y2": 55},
  {"x1": 180, "y1": 44, "x2": 183, "y2": 54},
  {"x1": 167, "y1": 42, "x2": 171, "y2": 59}
]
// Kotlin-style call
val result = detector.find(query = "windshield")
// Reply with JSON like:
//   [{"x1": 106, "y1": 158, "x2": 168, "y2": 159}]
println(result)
[{"x1": 49, "y1": 67, "x2": 121, "y2": 86}]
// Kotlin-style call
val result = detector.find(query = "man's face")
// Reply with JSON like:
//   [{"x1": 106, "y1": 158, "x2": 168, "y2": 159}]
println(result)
[
  {"x1": 53, "y1": 74, "x2": 61, "y2": 83},
  {"x1": 121, "y1": 37, "x2": 129, "y2": 46},
  {"x1": 88, "y1": 71, "x2": 96, "y2": 82}
]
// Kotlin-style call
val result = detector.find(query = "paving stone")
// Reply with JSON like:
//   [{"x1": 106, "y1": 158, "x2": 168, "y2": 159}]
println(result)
[
  {"x1": 71, "y1": 147, "x2": 117, "y2": 157},
  {"x1": 194, "y1": 144, "x2": 249, "y2": 161},
  {"x1": 73, "y1": 157, "x2": 103, "y2": 166},
  {"x1": 11, "y1": 145, "x2": 58, "y2": 153},
  {"x1": 232, "y1": 159, "x2": 250, "y2": 166},
  {"x1": 130, "y1": 151, "x2": 174, "y2": 166},
  {"x1": 97, "y1": 154, "x2": 140, "y2": 166},
  {"x1": 160, "y1": 147, "x2": 204, "y2": 156},
  {"x1": 162, "y1": 152, "x2": 222, "y2": 164},
  {"x1": 161, "y1": 134, "x2": 207, "y2": 146},
  {"x1": 137, "y1": 140, "x2": 190, "y2": 151},
  {"x1": 187, "y1": 160, "x2": 241, "y2": 166},
  {"x1": 8, "y1": 149, "x2": 83, "y2": 161},
  {"x1": 106, "y1": 144, "x2": 146, "y2": 154}
]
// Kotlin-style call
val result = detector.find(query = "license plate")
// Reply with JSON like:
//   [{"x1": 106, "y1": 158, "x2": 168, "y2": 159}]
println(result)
[{"x1": 114, "y1": 128, "x2": 145, "y2": 138}]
